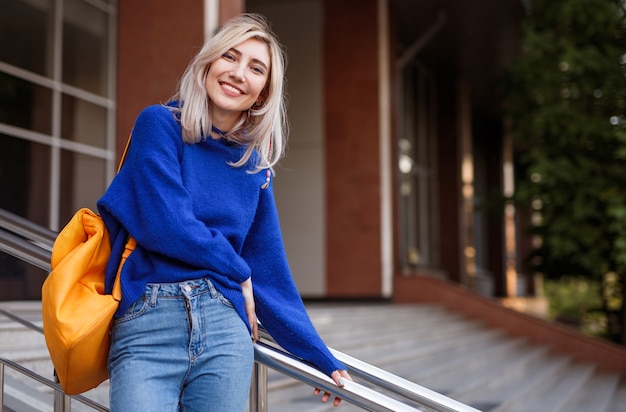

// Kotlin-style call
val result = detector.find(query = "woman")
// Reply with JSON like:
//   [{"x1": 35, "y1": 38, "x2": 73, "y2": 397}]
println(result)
[{"x1": 97, "y1": 13, "x2": 351, "y2": 412}]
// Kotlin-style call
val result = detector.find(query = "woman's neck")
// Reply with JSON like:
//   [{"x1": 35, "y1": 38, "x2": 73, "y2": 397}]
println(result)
[
  {"x1": 210, "y1": 108, "x2": 240, "y2": 136},
  {"x1": 211, "y1": 125, "x2": 227, "y2": 137}
]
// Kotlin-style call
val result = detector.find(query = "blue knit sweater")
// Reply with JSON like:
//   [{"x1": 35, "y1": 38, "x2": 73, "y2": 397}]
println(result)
[{"x1": 97, "y1": 103, "x2": 345, "y2": 376}]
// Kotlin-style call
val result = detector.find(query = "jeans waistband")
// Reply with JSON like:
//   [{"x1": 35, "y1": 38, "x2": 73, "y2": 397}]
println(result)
[{"x1": 144, "y1": 278, "x2": 219, "y2": 300}]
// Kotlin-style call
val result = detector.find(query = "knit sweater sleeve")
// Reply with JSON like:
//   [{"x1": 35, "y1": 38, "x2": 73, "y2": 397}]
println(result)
[
  {"x1": 98, "y1": 105, "x2": 251, "y2": 284},
  {"x1": 242, "y1": 183, "x2": 346, "y2": 377}
]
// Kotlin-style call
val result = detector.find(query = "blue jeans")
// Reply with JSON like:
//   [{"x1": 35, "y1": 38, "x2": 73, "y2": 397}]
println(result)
[{"x1": 108, "y1": 278, "x2": 254, "y2": 412}]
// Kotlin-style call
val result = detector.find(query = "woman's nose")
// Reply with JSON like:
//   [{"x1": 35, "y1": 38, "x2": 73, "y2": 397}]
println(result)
[{"x1": 230, "y1": 64, "x2": 245, "y2": 82}]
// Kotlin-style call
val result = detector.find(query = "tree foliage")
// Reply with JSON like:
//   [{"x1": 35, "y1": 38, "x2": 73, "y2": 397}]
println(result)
[{"x1": 505, "y1": 0, "x2": 626, "y2": 342}]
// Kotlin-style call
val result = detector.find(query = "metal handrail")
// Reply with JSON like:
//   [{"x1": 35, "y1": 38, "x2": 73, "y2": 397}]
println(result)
[
  {"x1": 0, "y1": 357, "x2": 108, "y2": 412},
  {"x1": 0, "y1": 208, "x2": 55, "y2": 271},
  {"x1": 331, "y1": 349, "x2": 480, "y2": 412},
  {"x1": 0, "y1": 208, "x2": 482, "y2": 411},
  {"x1": 0, "y1": 307, "x2": 44, "y2": 334},
  {"x1": 0, "y1": 208, "x2": 56, "y2": 247},
  {"x1": 253, "y1": 341, "x2": 420, "y2": 412},
  {"x1": 0, "y1": 229, "x2": 52, "y2": 271}
]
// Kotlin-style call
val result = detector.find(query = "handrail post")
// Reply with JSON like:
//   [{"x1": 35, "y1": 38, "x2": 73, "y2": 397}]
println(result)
[
  {"x1": 54, "y1": 390, "x2": 71, "y2": 412},
  {"x1": 0, "y1": 363, "x2": 5, "y2": 408},
  {"x1": 248, "y1": 361, "x2": 268, "y2": 412}
]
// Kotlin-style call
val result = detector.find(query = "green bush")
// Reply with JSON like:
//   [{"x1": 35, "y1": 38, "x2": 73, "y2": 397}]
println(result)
[
  {"x1": 544, "y1": 277, "x2": 602, "y2": 330},
  {"x1": 544, "y1": 274, "x2": 623, "y2": 341}
]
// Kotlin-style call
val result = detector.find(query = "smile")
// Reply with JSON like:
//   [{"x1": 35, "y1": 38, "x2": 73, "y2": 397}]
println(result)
[{"x1": 220, "y1": 82, "x2": 244, "y2": 95}]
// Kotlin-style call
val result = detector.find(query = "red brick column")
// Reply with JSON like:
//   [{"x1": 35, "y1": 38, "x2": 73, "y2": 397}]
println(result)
[
  {"x1": 323, "y1": 0, "x2": 382, "y2": 297},
  {"x1": 117, "y1": 0, "x2": 204, "y2": 159}
]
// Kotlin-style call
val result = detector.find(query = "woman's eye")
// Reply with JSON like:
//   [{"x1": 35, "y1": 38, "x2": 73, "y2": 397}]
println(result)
[
  {"x1": 251, "y1": 66, "x2": 265, "y2": 75},
  {"x1": 222, "y1": 53, "x2": 235, "y2": 61}
]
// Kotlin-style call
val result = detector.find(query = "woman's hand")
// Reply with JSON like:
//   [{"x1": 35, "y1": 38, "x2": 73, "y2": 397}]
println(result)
[
  {"x1": 240, "y1": 278, "x2": 258, "y2": 341},
  {"x1": 313, "y1": 370, "x2": 352, "y2": 407}
]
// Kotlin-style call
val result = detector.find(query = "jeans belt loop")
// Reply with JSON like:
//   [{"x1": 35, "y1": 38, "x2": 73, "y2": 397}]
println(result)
[
  {"x1": 205, "y1": 278, "x2": 218, "y2": 298},
  {"x1": 150, "y1": 284, "x2": 159, "y2": 307}
]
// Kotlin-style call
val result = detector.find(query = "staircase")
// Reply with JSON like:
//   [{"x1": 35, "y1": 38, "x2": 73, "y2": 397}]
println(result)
[{"x1": 3, "y1": 300, "x2": 624, "y2": 411}]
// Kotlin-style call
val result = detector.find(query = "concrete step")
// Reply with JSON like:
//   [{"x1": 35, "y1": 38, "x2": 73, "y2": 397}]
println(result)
[
  {"x1": 606, "y1": 384, "x2": 626, "y2": 412},
  {"x1": 491, "y1": 362, "x2": 595, "y2": 412},
  {"x1": 451, "y1": 352, "x2": 571, "y2": 407},
  {"x1": 561, "y1": 372, "x2": 621, "y2": 412},
  {"x1": 408, "y1": 337, "x2": 531, "y2": 390}
]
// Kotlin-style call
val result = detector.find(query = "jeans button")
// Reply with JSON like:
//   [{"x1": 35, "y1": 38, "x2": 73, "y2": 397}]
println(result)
[{"x1": 183, "y1": 284, "x2": 192, "y2": 292}]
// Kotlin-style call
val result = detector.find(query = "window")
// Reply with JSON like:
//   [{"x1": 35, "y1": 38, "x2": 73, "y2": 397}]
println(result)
[
  {"x1": 397, "y1": 62, "x2": 439, "y2": 272},
  {"x1": 0, "y1": 0, "x2": 116, "y2": 230}
]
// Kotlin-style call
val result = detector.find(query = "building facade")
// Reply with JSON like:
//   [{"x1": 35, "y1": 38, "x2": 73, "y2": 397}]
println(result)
[{"x1": 0, "y1": 0, "x2": 529, "y2": 304}]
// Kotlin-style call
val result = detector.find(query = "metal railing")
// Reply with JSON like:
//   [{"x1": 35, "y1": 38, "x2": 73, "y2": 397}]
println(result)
[
  {"x1": 0, "y1": 208, "x2": 482, "y2": 412},
  {"x1": 0, "y1": 357, "x2": 109, "y2": 412},
  {"x1": 0, "y1": 208, "x2": 57, "y2": 274}
]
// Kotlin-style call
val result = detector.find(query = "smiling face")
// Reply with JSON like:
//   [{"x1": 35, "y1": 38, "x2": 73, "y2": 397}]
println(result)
[{"x1": 205, "y1": 38, "x2": 271, "y2": 131}]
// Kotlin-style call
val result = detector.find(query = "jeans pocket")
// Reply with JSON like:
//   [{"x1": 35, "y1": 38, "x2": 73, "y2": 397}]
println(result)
[{"x1": 113, "y1": 297, "x2": 149, "y2": 325}]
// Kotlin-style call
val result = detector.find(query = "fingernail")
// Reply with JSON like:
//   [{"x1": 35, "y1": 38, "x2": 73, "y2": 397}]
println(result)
[{"x1": 338, "y1": 378, "x2": 345, "y2": 386}]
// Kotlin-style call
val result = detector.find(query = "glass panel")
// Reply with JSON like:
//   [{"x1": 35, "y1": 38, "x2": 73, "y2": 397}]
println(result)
[
  {"x1": 0, "y1": 134, "x2": 51, "y2": 227},
  {"x1": 0, "y1": 0, "x2": 52, "y2": 76},
  {"x1": 0, "y1": 72, "x2": 53, "y2": 134},
  {"x1": 61, "y1": 94, "x2": 107, "y2": 147},
  {"x1": 62, "y1": 0, "x2": 109, "y2": 96},
  {"x1": 398, "y1": 65, "x2": 418, "y2": 270},
  {"x1": 398, "y1": 64, "x2": 438, "y2": 271},
  {"x1": 59, "y1": 149, "x2": 106, "y2": 225},
  {"x1": 0, "y1": 252, "x2": 48, "y2": 300}
]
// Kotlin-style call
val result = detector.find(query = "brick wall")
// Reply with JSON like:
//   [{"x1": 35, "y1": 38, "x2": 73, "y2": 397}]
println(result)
[
  {"x1": 117, "y1": 0, "x2": 204, "y2": 159},
  {"x1": 324, "y1": 0, "x2": 382, "y2": 296}
]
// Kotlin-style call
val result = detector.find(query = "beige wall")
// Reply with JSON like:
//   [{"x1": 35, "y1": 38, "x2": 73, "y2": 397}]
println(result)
[{"x1": 249, "y1": 0, "x2": 326, "y2": 296}]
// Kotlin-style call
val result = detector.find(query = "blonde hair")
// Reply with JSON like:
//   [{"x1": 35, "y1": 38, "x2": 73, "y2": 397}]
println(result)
[{"x1": 170, "y1": 13, "x2": 287, "y2": 172}]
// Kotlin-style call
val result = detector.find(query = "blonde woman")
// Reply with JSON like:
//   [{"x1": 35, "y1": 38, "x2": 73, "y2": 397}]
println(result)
[{"x1": 98, "y1": 13, "x2": 350, "y2": 412}]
